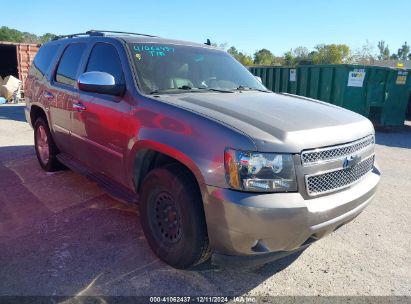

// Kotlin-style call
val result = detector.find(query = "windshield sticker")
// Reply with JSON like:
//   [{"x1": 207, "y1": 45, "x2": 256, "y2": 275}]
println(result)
[
  {"x1": 133, "y1": 45, "x2": 175, "y2": 57},
  {"x1": 135, "y1": 53, "x2": 142, "y2": 60}
]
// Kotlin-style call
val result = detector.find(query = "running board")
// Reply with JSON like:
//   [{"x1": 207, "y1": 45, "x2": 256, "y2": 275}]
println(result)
[{"x1": 57, "y1": 153, "x2": 138, "y2": 204}]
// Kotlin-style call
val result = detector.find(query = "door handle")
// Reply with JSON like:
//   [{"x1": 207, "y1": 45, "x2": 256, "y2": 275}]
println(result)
[
  {"x1": 72, "y1": 103, "x2": 86, "y2": 112},
  {"x1": 43, "y1": 91, "x2": 54, "y2": 100}
]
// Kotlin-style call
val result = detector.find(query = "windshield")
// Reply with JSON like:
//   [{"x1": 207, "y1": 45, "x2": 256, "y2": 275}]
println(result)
[{"x1": 128, "y1": 43, "x2": 268, "y2": 94}]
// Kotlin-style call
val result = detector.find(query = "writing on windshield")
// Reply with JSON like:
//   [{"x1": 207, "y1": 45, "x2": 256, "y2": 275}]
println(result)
[
  {"x1": 129, "y1": 43, "x2": 267, "y2": 94},
  {"x1": 133, "y1": 45, "x2": 175, "y2": 57}
]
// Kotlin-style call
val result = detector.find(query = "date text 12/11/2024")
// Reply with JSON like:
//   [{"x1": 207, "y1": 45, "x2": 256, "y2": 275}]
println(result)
[{"x1": 149, "y1": 296, "x2": 257, "y2": 303}]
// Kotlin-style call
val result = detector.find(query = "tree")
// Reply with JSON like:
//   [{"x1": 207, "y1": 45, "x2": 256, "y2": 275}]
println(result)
[
  {"x1": 377, "y1": 41, "x2": 390, "y2": 60},
  {"x1": 293, "y1": 46, "x2": 309, "y2": 58},
  {"x1": 238, "y1": 53, "x2": 254, "y2": 66},
  {"x1": 292, "y1": 46, "x2": 312, "y2": 65},
  {"x1": 310, "y1": 44, "x2": 350, "y2": 64},
  {"x1": 0, "y1": 26, "x2": 24, "y2": 42},
  {"x1": 281, "y1": 47, "x2": 314, "y2": 66},
  {"x1": 21, "y1": 32, "x2": 38, "y2": 43},
  {"x1": 283, "y1": 51, "x2": 295, "y2": 66},
  {"x1": 397, "y1": 42, "x2": 410, "y2": 60},
  {"x1": 253, "y1": 48, "x2": 275, "y2": 65},
  {"x1": 227, "y1": 46, "x2": 253, "y2": 66},
  {"x1": 227, "y1": 46, "x2": 239, "y2": 57},
  {"x1": 352, "y1": 40, "x2": 376, "y2": 64},
  {"x1": 40, "y1": 33, "x2": 57, "y2": 43},
  {"x1": 0, "y1": 26, "x2": 56, "y2": 44},
  {"x1": 271, "y1": 55, "x2": 283, "y2": 66}
]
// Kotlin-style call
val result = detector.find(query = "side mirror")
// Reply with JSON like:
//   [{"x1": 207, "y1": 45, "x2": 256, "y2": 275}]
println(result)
[
  {"x1": 77, "y1": 71, "x2": 124, "y2": 96},
  {"x1": 255, "y1": 76, "x2": 262, "y2": 83}
]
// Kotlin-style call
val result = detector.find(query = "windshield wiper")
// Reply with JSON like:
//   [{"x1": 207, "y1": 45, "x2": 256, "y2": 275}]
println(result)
[
  {"x1": 150, "y1": 86, "x2": 234, "y2": 94},
  {"x1": 179, "y1": 85, "x2": 234, "y2": 93},
  {"x1": 198, "y1": 87, "x2": 234, "y2": 93},
  {"x1": 149, "y1": 86, "x2": 194, "y2": 94},
  {"x1": 235, "y1": 85, "x2": 270, "y2": 92}
]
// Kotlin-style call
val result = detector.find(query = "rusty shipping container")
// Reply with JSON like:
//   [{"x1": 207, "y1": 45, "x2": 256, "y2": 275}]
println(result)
[{"x1": 0, "y1": 41, "x2": 40, "y2": 87}]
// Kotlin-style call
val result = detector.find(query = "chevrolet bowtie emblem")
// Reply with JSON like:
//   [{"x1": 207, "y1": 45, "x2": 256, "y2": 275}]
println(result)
[{"x1": 343, "y1": 154, "x2": 362, "y2": 169}]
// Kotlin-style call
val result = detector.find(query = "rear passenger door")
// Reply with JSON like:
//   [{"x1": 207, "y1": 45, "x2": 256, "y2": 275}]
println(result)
[
  {"x1": 71, "y1": 42, "x2": 130, "y2": 184},
  {"x1": 26, "y1": 43, "x2": 60, "y2": 119},
  {"x1": 50, "y1": 43, "x2": 87, "y2": 154}
]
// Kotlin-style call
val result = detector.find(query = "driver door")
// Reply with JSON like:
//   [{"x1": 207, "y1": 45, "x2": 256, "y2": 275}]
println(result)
[{"x1": 71, "y1": 42, "x2": 130, "y2": 184}]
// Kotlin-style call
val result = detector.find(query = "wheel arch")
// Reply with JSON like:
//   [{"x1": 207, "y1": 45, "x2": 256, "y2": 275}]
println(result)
[
  {"x1": 30, "y1": 104, "x2": 49, "y2": 128},
  {"x1": 127, "y1": 140, "x2": 206, "y2": 195}
]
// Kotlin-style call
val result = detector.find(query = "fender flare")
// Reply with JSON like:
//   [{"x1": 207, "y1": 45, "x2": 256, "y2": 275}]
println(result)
[
  {"x1": 29, "y1": 102, "x2": 51, "y2": 129},
  {"x1": 126, "y1": 138, "x2": 206, "y2": 193}
]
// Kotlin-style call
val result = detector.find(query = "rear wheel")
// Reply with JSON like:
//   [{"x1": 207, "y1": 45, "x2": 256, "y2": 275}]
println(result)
[
  {"x1": 139, "y1": 164, "x2": 211, "y2": 269},
  {"x1": 34, "y1": 117, "x2": 61, "y2": 172}
]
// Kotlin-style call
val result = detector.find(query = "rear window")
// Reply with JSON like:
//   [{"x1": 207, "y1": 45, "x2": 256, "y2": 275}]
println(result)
[
  {"x1": 31, "y1": 43, "x2": 59, "y2": 76},
  {"x1": 55, "y1": 43, "x2": 86, "y2": 86}
]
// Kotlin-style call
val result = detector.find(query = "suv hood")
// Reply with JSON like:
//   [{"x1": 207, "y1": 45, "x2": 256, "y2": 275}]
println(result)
[{"x1": 158, "y1": 91, "x2": 374, "y2": 153}]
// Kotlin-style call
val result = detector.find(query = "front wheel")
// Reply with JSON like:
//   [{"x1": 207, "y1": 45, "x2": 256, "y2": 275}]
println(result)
[
  {"x1": 34, "y1": 117, "x2": 61, "y2": 172},
  {"x1": 139, "y1": 164, "x2": 211, "y2": 269}
]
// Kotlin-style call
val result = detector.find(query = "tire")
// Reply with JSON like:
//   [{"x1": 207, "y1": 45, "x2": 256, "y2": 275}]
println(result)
[
  {"x1": 139, "y1": 164, "x2": 211, "y2": 269},
  {"x1": 34, "y1": 117, "x2": 61, "y2": 172}
]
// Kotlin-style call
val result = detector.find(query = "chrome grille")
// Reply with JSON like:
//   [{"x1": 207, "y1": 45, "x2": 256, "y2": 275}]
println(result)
[
  {"x1": 306, "y1": 155, "x2": 375, "y2": 196},
  {"x1": 301, "y1": 135, "x2": 375, "y2": 166}
]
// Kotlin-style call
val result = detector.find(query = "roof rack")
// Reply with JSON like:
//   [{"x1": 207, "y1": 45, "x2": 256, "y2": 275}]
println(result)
[{"x1": 53, "y1": 30, "x2": 158, "y2": 40}]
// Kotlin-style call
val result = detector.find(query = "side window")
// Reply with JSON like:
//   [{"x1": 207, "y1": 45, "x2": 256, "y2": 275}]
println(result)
[
  {"x1": 55, "y1": 43, "x2": 86, "y2": 86},
  {"x1": 86, "y1": 43, "x2": 124, "y2": 84},
  {"x1": 31, "y1": 43, "x2": 59, "y2": 76}
]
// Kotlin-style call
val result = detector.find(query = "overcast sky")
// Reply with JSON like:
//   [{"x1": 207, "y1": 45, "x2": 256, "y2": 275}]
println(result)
[{"x1": 3, "y1": 0, "x2": 410, "y2": 55}]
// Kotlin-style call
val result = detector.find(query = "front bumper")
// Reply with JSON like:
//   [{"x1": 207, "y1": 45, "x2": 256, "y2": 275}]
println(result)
[{"x1": 204, "y1": 165, "x2": 380, "y2": 264}]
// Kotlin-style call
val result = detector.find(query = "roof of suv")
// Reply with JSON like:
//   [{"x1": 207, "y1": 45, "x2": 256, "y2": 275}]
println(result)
[
  {"x1": 118, "y1": 35, "x2": 216, "y2": 49},
  {"x1": 50, "y1": 31, "x2": 216, "y2": 50}
]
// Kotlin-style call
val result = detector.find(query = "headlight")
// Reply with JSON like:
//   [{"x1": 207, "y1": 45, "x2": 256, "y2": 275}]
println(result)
[{"x1": 224, "y1": 149, "x2": 297, "y2": 192}]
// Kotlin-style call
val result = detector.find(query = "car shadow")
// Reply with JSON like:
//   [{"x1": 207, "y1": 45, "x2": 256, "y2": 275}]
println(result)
[
  {"x1": 0, "y1": 104, "x2": 27, "y2": 123},
  {"x1": 0, "y1": 148, "x2": 303, "y2": 298},
  {"x1": 375, "y1": 121, "x2": 411, "y2": 149},
  {"x1": 0, "y1": 145, "x2": 35, "y2": 163}
]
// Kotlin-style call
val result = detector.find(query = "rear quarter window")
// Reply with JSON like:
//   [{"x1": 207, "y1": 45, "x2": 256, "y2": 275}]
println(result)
[{"x1": 55, "y1": 43, "x2": 86, "y2": 86}]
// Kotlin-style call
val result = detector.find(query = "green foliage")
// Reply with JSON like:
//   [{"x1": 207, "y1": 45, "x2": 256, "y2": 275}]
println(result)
[
  {"x1": 227, "y1": 46, "x2": 254, "y2": 66},
  {"x1": 281, "y1": 44, "x2": 350, "y2": 66},
  {"x1": 282, "y1": 51, "x2": 295, "y2": 66},
  {"x1": 39, "y1": 33, "x2": 57, "y2": 43},
  {"x1": 283, "y1": 47, "x2": 313, "y2": 66},
  {"x1": 293, "y1": 46, "x2": 310, "y2": 63},
  {"x1": 253, "y1": 48, "x2": 275, "y2": 65},
  {"x1": 377, "y1": 41, "x2": 390, "y2": 60},
  {"x1": 397, "y1": 42, "x2": 410, "y2": 60},
  {"x1": 310, "y1": 44, "x2": 350, "y2": 64},
  {"x1": 0, "y1": 26, "x2": 55, "y2": 44},
  {"x1": 238, "y1": 54, "x2": 254, "y2": 66},
  {"x1": 1, "y1": 26, "x2": 410, "y2": 66},
  {"x1": 0, "y1": 26, "x2": 24, "y2": 42}
]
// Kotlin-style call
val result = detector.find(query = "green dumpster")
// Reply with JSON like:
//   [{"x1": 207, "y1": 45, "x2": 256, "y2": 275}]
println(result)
[{"x1": 249, "y1": 64, "x2": 411, "y2": 126}]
